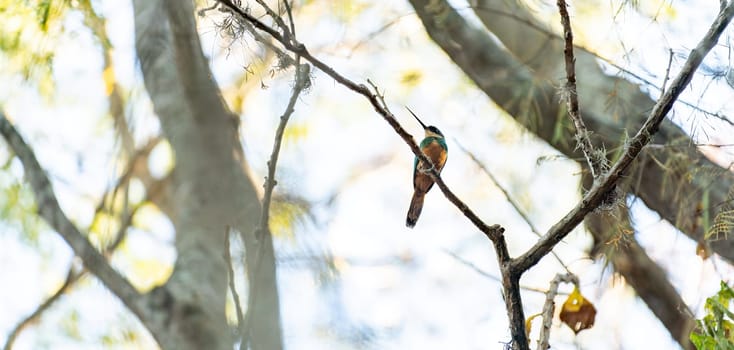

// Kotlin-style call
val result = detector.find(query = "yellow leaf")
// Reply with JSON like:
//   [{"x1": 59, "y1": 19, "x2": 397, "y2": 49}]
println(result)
[
  {"x1": 563, "y1": 286, "x2": 584, "y2": 312},
  {"x1": 559, "y1": 286, "x2": 597, "y2": 334}
]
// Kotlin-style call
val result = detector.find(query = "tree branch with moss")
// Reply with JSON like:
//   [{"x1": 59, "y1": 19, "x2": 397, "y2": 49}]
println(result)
[{"x1": 211, "y1": 0, "x2": 734, "y2": 349}]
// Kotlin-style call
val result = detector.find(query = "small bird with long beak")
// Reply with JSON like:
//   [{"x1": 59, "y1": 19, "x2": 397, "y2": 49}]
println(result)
[{"x1": 405, "y1": 107, "x2": 447, "y2": 228}]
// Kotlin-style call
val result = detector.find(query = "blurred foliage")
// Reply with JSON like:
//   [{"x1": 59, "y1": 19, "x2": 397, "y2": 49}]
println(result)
[
  {"x1": 100, "y1": 327, "x2": 139, "y2": 347},
  {"x1": 0, "y1": 0, "x2": 71, "y2": 96},
  {"x1": 324, "y1": 0, "x2": 369, "y2": 23},
  {"x1": 0, "y1": 0, "x2": 116, "y2": 96},
  {"x1": 399, "y1": 69, "x2": 422, "y2": 88},
  {"x1": 129, "y1": 257, "x2": 173, "y2": 292},
  {"x1": 89, "y1": 211, "x2": 122, "y2": 247},
  {"x1": 691, "y1": 281, "x2": 734, "y2": 350},
  {"x1": 281, "y1": 121, "x2": 309, "y2": 145},
  {"x1": 0, "y1": 158, "x2": 46, "y2": 243},
  {"x1": 269, "y1": 195, "x2": 311, "y2": 239},
  {"x1": 61, "y1": 310, "x2": 82, "y2": 341}
]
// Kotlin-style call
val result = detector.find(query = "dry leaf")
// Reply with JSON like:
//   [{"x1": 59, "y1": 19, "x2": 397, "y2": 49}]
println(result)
[{"x1": 559, "y1": 286, "x2": 596, "y2": 334}]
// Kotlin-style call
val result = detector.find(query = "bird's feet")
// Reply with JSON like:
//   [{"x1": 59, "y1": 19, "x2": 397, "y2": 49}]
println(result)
[{"x1": 418, "y1": 163, "x2": 435, "y2": 174}]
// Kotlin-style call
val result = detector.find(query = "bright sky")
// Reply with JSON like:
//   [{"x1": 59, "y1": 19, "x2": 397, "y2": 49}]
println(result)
[{"x1": 1, "y1": 0, "x2": 734, "y2": 349}]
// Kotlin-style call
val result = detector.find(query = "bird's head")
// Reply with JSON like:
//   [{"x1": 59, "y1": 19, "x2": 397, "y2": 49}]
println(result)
[{"x1": 406, "y1": 107, "x2": 444, "y2": 139}]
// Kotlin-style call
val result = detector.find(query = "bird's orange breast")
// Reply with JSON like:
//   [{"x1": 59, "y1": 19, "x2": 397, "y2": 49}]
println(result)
[
  {"x1": 414, "y1": 140, "x2": 447, "y2": 193},
  {"x1": 421, "y1": 140, "x2": 447, "y2": 171}
]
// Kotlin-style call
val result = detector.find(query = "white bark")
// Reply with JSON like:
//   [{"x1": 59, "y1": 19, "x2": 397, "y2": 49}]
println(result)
[{"x1": 132, "y1": 0, "x2": 283, "y2": 349}]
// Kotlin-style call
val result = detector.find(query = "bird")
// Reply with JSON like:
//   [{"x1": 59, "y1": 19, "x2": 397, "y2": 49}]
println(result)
[{"x1": 405, "y1": 107, "x2": 447, "y2": 228}]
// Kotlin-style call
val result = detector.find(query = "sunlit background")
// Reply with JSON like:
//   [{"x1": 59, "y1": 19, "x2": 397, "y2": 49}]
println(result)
[{"x1": 1, "y1": 0, "x2": 733, "y2": 349}]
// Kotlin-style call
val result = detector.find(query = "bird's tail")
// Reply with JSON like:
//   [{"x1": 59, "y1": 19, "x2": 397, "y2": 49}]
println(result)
[{"x1": 406, "y1": 191, "x2": 426, "y2": 228}]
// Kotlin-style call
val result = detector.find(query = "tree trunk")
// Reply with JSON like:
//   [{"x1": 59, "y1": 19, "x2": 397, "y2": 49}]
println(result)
[{"x1": 132, "y1": 1, "x2": 283, "y2": 349}]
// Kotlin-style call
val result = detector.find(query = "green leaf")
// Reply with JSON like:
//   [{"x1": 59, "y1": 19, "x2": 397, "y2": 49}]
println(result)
[{"x1": 691, "y1": 281, "x2": 734, "y2": 350}]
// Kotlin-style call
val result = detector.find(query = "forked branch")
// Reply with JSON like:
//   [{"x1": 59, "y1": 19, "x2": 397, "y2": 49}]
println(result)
[
  {"x1": 513, "y1": 1, "x2": 734, "y2": 274},
  {"x1": 215, "y1": 0, "x2": 505, "y2": 243},
  {"x1": 211, "y1": 1, "x2": 734, "y2": 349},
  {"x1": 556, "y1": 0, "x2": 603, "y2": 177}
]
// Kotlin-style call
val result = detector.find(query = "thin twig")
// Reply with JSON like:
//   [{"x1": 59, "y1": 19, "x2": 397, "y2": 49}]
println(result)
[
  {"x1": 283, "y1": 0, "x2": 296, "y2": 38},
  {"x1": 444, "y1": 250, "x2": 557, "y2": 295},
  {"x1": 3, "y1": 269, "x2": 76, "y2": 350},
  {"x1": 455, "y1": 141, "x2": 571, "y2": 273},
  {"x1": 242, "y1": 19, "x2": 296, "y2": 69},
  {"x1": 241, "y1": 56, "x2": 309, "y2": 350},
  {"x1": 347, "y1": 15, "x2": 410, "y2": 56},
  {"x1": 513, "y1": 1, "x2": 734, "y2": 274},
  {"x1": 258, "y1": 64, "x2": 308, "y2": 237},
  {"x1": 93, "y1": 138, "x2": 161, "y2": 215},
  {"x1": 254, "y1": 0, "x2": 291, "y2": 43},
  {"x1": 239, "y1": 266, "x2": 256, "y2": 348},
  {"x1": 661, "y1": 49, "x2": 674, "y2": 92},
  {"x1": 224, "y1": 227, "x2": 245, "y2": 341},
  {"x1": 556, "y1": 0, "x2": 601, "y2": 178},
  {"x1": 536, "y1": 273, "x2": 578, "y2": 350},
  {"x1": 646, "y1": 142, "x2": 734, "y2": 149}
]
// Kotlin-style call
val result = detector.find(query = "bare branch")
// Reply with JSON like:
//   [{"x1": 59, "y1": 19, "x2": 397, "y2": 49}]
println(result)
[
  {"x1": 240, "y1": 56, "x2": 310, "y2": 350},
  {"x1": 513, "y1": 1, "x2": 734, "y2": 274},
  {"x1": 456, "y1": 141, "x2": 571, "y2": 272},
  {"x1": 661, "y1": 49, "x2": 674, "y2": 93},
  {"x1": 253, "y1": 0, "x2": 291, "y2": 42},
  {"x1": 0, "y1": 112, "x2": 148, "y2": 326},
  {"x1": 536, "y1": 273, "x2": 578, "y2": 350},
  {"x1": 214, "y1": 0, "x2": 516, "y2": 345},
  {"x1": 283, "y1": 0, "x2": 296, "y2": 37},
  {"x1": 258, "y1": 62, "x2": 309, "y2": 237},
  {"x1": 556, "y1": 0, "x2": 601, "y2": 177}
]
